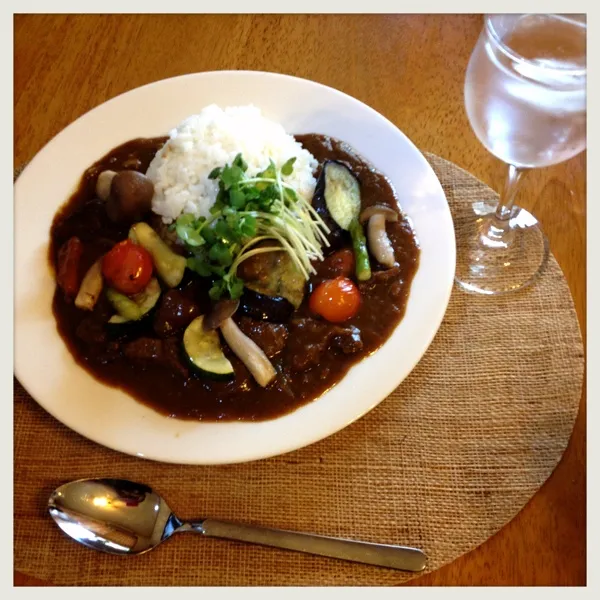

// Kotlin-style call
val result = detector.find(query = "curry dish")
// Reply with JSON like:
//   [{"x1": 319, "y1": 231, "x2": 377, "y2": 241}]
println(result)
[{"x1": 50, "y1": 134, "x2": 419, "y2": 421}]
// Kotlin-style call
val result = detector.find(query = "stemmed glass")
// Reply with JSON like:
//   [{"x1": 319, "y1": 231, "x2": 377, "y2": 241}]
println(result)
[{"x1": 456, "y1": 14, "x2": 586, "y2": 295}]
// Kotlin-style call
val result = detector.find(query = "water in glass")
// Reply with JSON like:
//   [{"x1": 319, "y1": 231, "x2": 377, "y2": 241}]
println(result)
[{"x1": 465, "y1": 14, "x2": 586, "y2": 169}]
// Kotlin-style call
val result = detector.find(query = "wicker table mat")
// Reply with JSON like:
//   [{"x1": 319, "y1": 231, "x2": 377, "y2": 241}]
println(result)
[{"x1": 14, "y1": 154, "x2": 584, "y2": 586}]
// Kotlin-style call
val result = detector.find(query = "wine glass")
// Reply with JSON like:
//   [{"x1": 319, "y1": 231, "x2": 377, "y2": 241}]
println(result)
[{"x1": 456, "y1": 14, "x2": 586, "y2": 295}]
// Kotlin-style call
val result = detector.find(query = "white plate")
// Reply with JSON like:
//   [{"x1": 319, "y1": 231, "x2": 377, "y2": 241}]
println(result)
[{"x1": 14, "y1": 71, "x2": 455, "y2": 465}]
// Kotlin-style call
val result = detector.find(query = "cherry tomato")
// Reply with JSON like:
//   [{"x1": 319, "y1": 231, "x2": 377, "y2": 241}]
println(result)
[
  {"x1": 309, "y1": 276, "x2": 361, "y2": 323},
  {"x1": 102, "y1": 239, "x2": 153, "y2": 295}
]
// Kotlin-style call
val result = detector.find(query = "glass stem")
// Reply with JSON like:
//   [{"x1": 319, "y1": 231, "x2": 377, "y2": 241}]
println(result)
[
  {"x1": 495, "y1": 164, "x2": 527, "y2": 221},
  {"x1": 481, "y1": 164, "x2": 527, "y2": 247}
]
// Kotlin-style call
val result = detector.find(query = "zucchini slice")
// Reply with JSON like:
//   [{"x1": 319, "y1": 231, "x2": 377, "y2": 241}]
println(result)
[
  {"x1": 107, "y1": 277, "x2": 161, "y2": 324},
  {"x1": 106, "y1": 290, "x2": 143, "y2": 321},
  {"x1": 129, "y1": 222, "x2": 186, "y2": 288},
  {"x1": 183, "y1": 316, "x2": 235, "y2": 380},
  {"x1": 107, "y1": 315, "x2": 131, "y2": 325}
]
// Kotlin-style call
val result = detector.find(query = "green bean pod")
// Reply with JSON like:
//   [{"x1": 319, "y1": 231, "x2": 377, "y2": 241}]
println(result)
[{"x1": 349, "y1": 218, "x2": 371, "y2": 281}]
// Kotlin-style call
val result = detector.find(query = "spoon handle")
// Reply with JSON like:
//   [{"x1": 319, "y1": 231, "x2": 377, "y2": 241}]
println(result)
[{"x1": 194, "y1": 519, "x2": 427, "y2": 572}]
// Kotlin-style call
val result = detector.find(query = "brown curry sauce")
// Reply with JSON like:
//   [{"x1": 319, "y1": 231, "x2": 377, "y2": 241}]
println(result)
[{"x1": 49, "y1": 134, "x2": 420, "y2": 421}]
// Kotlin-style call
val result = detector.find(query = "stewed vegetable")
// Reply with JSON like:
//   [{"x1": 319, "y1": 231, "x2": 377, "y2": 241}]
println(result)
[
  {"x1": 359, "y1": 204, "x2": 399, "y2": 268},
  {"x1": 56, "y1": 236, "x2": 83, "y2": 299},
  {"x1": 102, "y1": 239, "x2": 154, "y2": 295},
  {"x1": 314, "y1": 160, "x2": 371, "y2": 281},
  {"x1": 106, "y1": 277, "x2": 161, "y2": 324},
  {"x1": 129, "y1": 222, "x2": 186, "y2": 288},
  {"x1": 74, "y1": 258, "x2": 104, "y2": 311},
  {"x1": 96, "y1": 169, "x2": 154, "y2": 223},
  {"x1": 183, "y1": 316, "x2": 235, "y2": 380},
  {"x1": 176, "y1": 154, "x2": 330, "y2": 302},
  {"x1": 309, "y1": 276, "x2": 361, "y2": 323}
]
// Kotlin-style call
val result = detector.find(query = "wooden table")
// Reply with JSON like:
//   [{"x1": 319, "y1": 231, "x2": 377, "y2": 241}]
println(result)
[{"x1": 14, "y1": 14, "x2": 586, "y2": 586}]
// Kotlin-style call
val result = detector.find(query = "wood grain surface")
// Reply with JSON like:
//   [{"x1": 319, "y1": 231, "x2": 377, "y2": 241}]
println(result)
[{"x1": 13, "y1": 14, "x2": 586, "y2": 586}]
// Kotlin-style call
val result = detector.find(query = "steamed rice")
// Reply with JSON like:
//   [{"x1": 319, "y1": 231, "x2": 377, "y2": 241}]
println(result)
[{"x1": 147, "y1": 105, "x2": 318, "y2": 223}]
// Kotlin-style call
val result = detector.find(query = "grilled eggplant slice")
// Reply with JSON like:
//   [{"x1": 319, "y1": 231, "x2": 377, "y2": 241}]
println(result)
[
  {"x1": 313, "y1": 160, "x2": 371, "y2": 280},
  {"x1": 238, "y1": 288, "x2": 294, "y2": 323},
  {"x1": 236, "y1": 246, "x2": 305, "y2": 321}
]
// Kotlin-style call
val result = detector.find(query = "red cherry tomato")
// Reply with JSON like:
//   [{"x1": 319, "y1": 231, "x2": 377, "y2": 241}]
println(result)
[
  {"x1": 309, "y1": 276, "x2": 361, "y2": 323},
  {"x1": 102, "y1": 239, "x2": 153, "y2": 295}
]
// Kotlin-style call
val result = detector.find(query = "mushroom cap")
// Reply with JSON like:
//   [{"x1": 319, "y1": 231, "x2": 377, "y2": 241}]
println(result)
[
  {"x1": 203, "y1": 298, "x2": 240, "y2": 331},
  {"x1": 106, "y1": 170, "x2": 154, "y2": 223},
  {"x1": 358, "y1": 204, "x2": 399, "y2": 224},
  {"x1": 95, "y1": 170, "x2": 117, "y2": 201}
]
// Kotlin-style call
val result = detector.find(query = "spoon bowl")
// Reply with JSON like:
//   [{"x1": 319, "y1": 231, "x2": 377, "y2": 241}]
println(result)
[
  {"x1": 49, "y1": 479, "x2": 179, "y2": 555},
  {"x1": 49, "y1": 478, "x2": 427, "y2": 571}
]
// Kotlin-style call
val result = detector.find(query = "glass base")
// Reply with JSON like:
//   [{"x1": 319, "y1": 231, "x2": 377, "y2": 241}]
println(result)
[{"x1": 454, "y1": 203, "x2": 549, "y2": 295}]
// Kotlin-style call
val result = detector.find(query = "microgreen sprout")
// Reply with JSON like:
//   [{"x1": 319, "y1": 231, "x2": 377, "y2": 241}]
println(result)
[{"x1": 174, "y1": 154, "x2": 330, "y2": 300}]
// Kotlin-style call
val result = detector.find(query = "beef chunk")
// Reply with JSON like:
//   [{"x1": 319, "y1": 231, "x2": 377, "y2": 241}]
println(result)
[
  {"x1": 286, "y1": 318, "x2": 363, "y2": 372},
  {"x1": 358, "y1": 266, "x2": 402, "y2": 293},
  {"x1": 312, "y1": 248, "x2": 355, "y2": 283},
  {"x1": 153, "y1": 289, "x2": 200, "y2": 337},
  {"x1": 123, "y1": 337, "x2": 188, "y2": 378},
  {"x1": 331, "y1": 325, "x2": 363, "y2": 354},
  {"x1": 236, "y1": 317, "x2": 289, "y2": 358}
]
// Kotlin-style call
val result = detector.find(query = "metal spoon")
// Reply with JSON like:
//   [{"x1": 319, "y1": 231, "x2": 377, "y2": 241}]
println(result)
[{"x1": 48, "y1": 478, "x2": 427, "y2": 572}]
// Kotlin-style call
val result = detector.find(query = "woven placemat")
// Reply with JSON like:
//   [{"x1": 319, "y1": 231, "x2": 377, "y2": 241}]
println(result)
[{"x1": 13, "y1": 154, "x2": 584, "y2": 586}]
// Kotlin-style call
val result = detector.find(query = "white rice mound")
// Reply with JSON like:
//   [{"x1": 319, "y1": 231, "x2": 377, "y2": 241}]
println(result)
[{"x1": 147, "y1": 104, "x2": 319, "y2": 223}]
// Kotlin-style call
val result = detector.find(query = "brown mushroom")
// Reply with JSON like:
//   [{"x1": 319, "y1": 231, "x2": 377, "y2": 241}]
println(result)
[
  {"x1": 99, "y1": 170, "x2": 155, "y2": 223},
  {"x1": 203, "y1": 298, "x2": 240, "y2": 331},
  {"x1": 95, "y1": 170, "x2": 116, "y2": 201},
  {"x1": 359, "y1": 205, "x2": 398, "y2": 268},
  {"x1": 358, "y1": 204, "x2": 399, "y2": 224}
]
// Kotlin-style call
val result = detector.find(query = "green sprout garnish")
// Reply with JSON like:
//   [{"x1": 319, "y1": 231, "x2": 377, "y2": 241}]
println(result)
[{"x1": 174, "y1": 153, "x2": 330, "y2": 301}]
